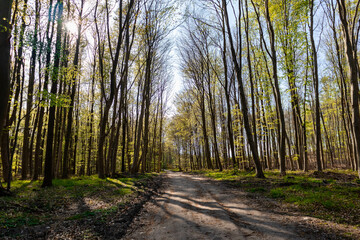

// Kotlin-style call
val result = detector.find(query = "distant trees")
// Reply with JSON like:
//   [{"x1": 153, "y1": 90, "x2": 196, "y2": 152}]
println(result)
[
  {"x1": 94, "y1": 0, "x2": 136, "y2": 179},
  {"x1": 166, "y1": 0, "x2": 360, "y2": 178}
]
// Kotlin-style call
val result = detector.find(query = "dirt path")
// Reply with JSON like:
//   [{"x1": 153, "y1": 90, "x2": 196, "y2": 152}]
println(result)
[{"x1": 124, "y1": 171, "x2": 349, "y2": 240}]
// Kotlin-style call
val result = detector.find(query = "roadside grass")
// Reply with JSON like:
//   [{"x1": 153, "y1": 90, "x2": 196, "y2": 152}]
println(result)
[
  {"x1": 0, "y1": 173, "x2": 157, "y2": 231},
  {"x1": 168, "y1": 168, "x2": 182, "y2": 172},
  {"x1": 192, "y1": 169, "x2": 360, "y2": 227}
]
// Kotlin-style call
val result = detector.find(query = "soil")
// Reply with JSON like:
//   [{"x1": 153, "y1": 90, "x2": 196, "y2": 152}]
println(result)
[{"x1": 124, "y1": 171, "x2": 359, "y2": 240}]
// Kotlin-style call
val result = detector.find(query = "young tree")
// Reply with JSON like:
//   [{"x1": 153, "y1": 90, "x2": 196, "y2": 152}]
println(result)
[
  {"x1": 309, "y1": 0, "x2": 322, "y2": 172},
  {"x1": 22, "y1": 0, "x2": 41, "y2": 180}
]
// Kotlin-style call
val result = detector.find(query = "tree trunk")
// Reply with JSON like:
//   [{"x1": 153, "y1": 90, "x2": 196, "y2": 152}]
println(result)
[
  {"x1": 0, "y1": 0, "x2": 12, "y2": 139},
  {"x1": 0, "y1": 0, "x2": 12, "y2": 182},
  {"x1": 336, "y1": 0, "x2": 360, "y2": 178},
  {"x1": 264, "y1": 0, "x2": 287, "y2": 175},
  {"x1": 222, "y1": 0, "x2": 264, "y2": 178},
  {"x1": 42, "y1": 0, "x2": 64, "y2": 188},
  {"x1": 62, "y1": 0, "x2": 84, "y2": 178},
  {"x1": 309, "y1": 0, "x2": 322, "y2": 172}
]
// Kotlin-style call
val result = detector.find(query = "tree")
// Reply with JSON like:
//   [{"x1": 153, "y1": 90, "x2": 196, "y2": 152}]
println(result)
[
  {"x1": 62, "y1": 0, "x2": 85, "y2": 179},
  {"x1": 22, "y1": 0, "x2": 40, "y2": 180},
  {"x1": 0, "y1": 0, "x2": 12, "y2": 194},
  {"x1": 309, "y1": 0, "x2": 322, "y2": 172},
  {"x1": 336, "y1": 0, "x2": 360, "y2": 177},
  {"x1": 0, "y1": 0, "x2": 11, "y2": 130},
  {"x1": 263, "y1": 0, "x2": 287, "y2": 175},
  {"x1": 222, "y1": 0, "x2": 264, "y2": 178},
  {"x1": 96, "y1": 0, "x2": 135, "y2": 178},
  {"x1": 42, "y1": 0, "x2": 65, "y2": 188},
  {"x1": 131, "y1": 0, "x2": 174, "y2": 173},
  {"x1": 0, "y1": 2, "x2": 10, "y2": 123}
]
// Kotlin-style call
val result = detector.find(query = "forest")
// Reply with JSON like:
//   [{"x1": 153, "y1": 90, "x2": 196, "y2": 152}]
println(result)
[
  {"x1": 0, "y1": 0, "x2": 175, "y2": 189},
  {"x1": 1, "y1": 0, "x2": 360, "y2": 188},
  {"x1": 169, "y1": 0, "x2": 360, "y2": 178},
  {"x1": 0, "y1": 0, "x2": 360, "y2": 238}
]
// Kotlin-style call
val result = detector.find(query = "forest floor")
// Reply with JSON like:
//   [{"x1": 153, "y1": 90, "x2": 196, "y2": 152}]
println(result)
[
  {"x1": 0, "y1": 173, "x2": 163, "y2": 239},
  {"x1": 124, "y1": 171, "x2": 360, "y2": 240},
  {"x1": 2, "y1": 170, "x2": 359, "y2": 239}
]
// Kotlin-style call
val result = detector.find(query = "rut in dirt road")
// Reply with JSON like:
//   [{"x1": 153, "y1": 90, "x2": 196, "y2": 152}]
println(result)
[{"x1": 124, "y1": 172, "x2": 320, "y2": 240}]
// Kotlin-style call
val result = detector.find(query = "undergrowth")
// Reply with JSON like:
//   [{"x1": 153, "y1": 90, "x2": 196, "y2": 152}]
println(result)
[{"x1": 0, "y1": 173, "x2": 157, "y2": 232}]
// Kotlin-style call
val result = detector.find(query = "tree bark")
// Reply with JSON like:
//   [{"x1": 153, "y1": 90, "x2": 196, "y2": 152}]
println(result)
[
  {"x1": 62, "y1": 0, "x2": 84, "y2": 178},
  {"x1": 222, "y1": 0, "x2": 264, "y2": 178},
  {"x1": 264, "y1": 0, "x2": 287, "y2": 175},
  {"x1": 0, "y1": 0, "x2": 12, "y2": 183},
  {"x1": 336, "y1": 0, "x2": 360, "y2": 177},
  {"x1": 309, "y1": 0, "x2": 322, "y2": 172},
  {"x1": 42, "y1": 0, "x2": 64, "y2": 188}
]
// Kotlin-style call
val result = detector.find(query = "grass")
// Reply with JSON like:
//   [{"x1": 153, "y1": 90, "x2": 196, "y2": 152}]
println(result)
[
  {"x1": 168, "y1": 168, "x2": 182, "y2": 172},
  {"x1": 0, "y1": 173, "x2": 157, "y2": 231},
  {"x1": 66, "y1": 206, "x2": 119, "y2": 221},
  {"x1": 192, "y1": 169, "x2": 360, "y2": 227}
]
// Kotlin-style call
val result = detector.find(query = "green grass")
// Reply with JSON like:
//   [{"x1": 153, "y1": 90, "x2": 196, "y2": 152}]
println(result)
[
  {"x1": 169, "y1": 168, "x2": 182, "y2": 172},
  {"x1": 0, "y1": 173, "x2": 157, "y2": 230},
  {"x1": 195, "y1": 169, "x2": 360, "y2": 227},
  {"x1": 248, "y1": 187, "x2": 266, "y2": 193},
  {"x1": 66, "y1": 205, "x2": 120, "y2": 221}
]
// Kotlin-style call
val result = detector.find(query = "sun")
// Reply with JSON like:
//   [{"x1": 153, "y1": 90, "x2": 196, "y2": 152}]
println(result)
[{"x1": 65, "y1": 21, "x2": 79, "y2": 35}]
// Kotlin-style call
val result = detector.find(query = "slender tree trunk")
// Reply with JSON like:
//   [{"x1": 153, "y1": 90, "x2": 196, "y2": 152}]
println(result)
[
  {"x1": 22, "y1": 0, "x2": 39, "y2": 180},
  {"x1": 321, "y1": 111, "x2": 334, "y2": 168},
  {"x1": 206, "y1": 68, "x2": 222, "y2": 171},
  {"x1": 309, "y1": 0, "x2": 322, "y2": 172},
  {"x1": 87, "y1": 57, "x2": 96, "y2": 176},
  {"x1": 336, "y1": 0, "x2": 360, "y2": 177},
  {"x1": 42, "y1": 0, "x2": 64, "y2": 188},
  {"x1": 34, "y1": 0, "x2": 55, "y2": 181},
  {"x1": 264, "y1": 0, "x2": 287, "y2": 175},
  {"x1": 200, "y1": 92, "x2": 213, "y2": 170},
  {"x1": 220, "y1": 12, "x2": 236, "y2": 168},
  {"x1": 62, "y1": 0, "x2": 84, "y2": 178},
  {"x1": 244, "y1": 0, "x2": 258, "y2": 150},
  {"x1": 222, "y1": 0, "x2": 264, "y2": 178},
  {"x1": 281, "y1": 1, "x2": 304, "y2": 170},
  {"x1": 7, "y1": 68, "x2": 25, "y2": 190}
]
